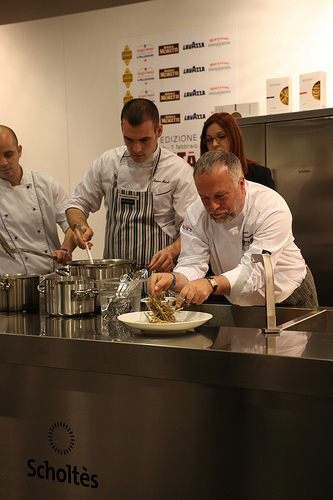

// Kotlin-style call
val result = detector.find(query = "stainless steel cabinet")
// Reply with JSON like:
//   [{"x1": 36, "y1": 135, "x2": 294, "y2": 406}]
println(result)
[{"x1": 239, "y1": 109, "x2": 333, "y2": 306}]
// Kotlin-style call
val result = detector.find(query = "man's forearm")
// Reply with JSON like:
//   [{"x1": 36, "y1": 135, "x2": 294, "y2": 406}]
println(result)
[
  {"x1": 166, "y1": 236, "x2": 181, "y2": 260},
  {"x1": 66, "y1": 208, "x2": 88, "y2": 230},
  {"x1": 60, "y1": 227, "x2": 77, "y2": 253}
]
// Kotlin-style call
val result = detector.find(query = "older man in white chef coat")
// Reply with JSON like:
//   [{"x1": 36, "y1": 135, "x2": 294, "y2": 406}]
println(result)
[
  {"x1": 66, "y1": 98, "x2": 199, "y2": 271},
  {"x1": 0, "y1": 126, "x2": 76, "y2": 275},
  {"x1": 149, "y1": 150, "x2": 319, "y2": 309}
]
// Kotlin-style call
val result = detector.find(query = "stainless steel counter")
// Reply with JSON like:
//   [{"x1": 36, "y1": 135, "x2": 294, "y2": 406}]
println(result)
[{"x1": 0, "y1": 303, "x2": 332, "y2": 499}]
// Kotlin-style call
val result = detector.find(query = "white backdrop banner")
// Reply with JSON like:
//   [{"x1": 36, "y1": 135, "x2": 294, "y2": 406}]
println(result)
[{"x1": 117, "y1": 23, "x2": 238, "y2": 167}]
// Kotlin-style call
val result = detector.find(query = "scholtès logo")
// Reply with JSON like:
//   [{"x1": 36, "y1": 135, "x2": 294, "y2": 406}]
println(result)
[
  {"x1": 27, "y1": 421, "x2": 99, "y2": 489},
  {"x1": 48, "y1": 421, "x2": 75, "y2": 455}
]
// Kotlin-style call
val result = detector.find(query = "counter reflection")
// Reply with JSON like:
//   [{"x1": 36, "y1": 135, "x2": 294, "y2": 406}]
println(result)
[{"x1": 213, "y1": 327, "x2": 309, "y2": 357}]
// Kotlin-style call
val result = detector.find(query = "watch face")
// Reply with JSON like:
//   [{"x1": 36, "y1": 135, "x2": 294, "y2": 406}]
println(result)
[{"x1": 207, "y1": 277, "x2": 218, "y2": 292}]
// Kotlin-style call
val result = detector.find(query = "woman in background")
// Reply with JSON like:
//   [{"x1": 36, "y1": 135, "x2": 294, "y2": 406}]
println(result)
[{"x1": 200, "y1": 112, "x2": 275, "y2": 189}]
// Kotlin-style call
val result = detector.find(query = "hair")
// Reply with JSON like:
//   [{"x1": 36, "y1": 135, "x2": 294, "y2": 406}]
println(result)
[
  {"x1": 200, "y1": 112, "x2": 252, "y2": 175},
  {"x1": 194, "y1": 150, "x2": 243, "y2": 187},
  {"x1": 0, "y1": 125, "x2": 19, "y2": 148},
  {"x1": 121, "y1": 98, "x2": 160, "y2": 130}
]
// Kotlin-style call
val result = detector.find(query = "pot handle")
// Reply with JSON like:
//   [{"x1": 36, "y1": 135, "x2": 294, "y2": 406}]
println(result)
[
  {"x1": 55, "y1": 267, "x2": 70, "y2": 276},
  {"x1": 71, "y1": 288, "x2": 98, "y2": 301},
  {"x1": 0, "y1": 281, "x2": 12, "y2": 291},
  {"x1": 37, "y1": 276, "x2": 46, "y2": 294}
]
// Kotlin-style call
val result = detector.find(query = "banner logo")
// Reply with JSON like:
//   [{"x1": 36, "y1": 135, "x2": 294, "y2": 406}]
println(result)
[
  {"x1": 137, "y1": 43, "x2": 154, "y2": 59},
  {"x1": 159, "y1": 43, "x2": 179, "y2": 56},
  {"x1": 183, "y1": 66, "x2": 205, "y2": 74},
  {"x1": 160, "y1": 91, "x2": 180, "y2": 102},
  {"x1": 209, "y1": 85, "x2": 231, "y2": 96},
  {"x1": 159, "y1": 67, "x2": 180, "y2": 79},
  {"x1": 122, "y1": 68, "x2": 133, "y2": 89},
  {"x1": 161, "y1": 114, "x2": 181, "y2": 124},
  {"x1": 184, "y1": 113, "x2": 206, "y2": 121},
  {"x1": 208, "y1": 61, "x2": 231, "y2": 71},
  {"x1": 137, "y1": 67, "x2": 154, "y2": 83},
  {"x1": 208, "y1": 37, "x2": 231, "y2": 47},
  {"x1": 123, "y1": 91, "x2": 133, "y2": 105},
  {"x1": 121, "y1": 45, "x2": 132, "y2": 66},
  {"x1": 183, "y1": 41, "x2": 205, "y2": 50},
  {"x1": 138, "y1": 89, "x2": 156, "y2": 101},
  {"x1": 184, "y1": 89, "x2": 205, "y2": 98}
]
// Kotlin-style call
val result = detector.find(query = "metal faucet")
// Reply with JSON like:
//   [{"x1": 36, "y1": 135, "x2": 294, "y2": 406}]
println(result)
[{"x1": 252, "y1": 251, "x2": 280, "y2": 354}]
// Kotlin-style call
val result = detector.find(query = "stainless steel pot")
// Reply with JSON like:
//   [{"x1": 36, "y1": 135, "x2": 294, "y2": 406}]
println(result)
[
  {"x1": 42, "y1": 275, "x2": 98, "y2": 316},
  {"x1": 0, "y1": 274, "x2": 40, "y2": 312},
  {"x1": 65, "y1": 259, "x2": 136, "y2": 308},
  {"x1": 67, "y1": 259, "x2": 136, "y2": 280}
]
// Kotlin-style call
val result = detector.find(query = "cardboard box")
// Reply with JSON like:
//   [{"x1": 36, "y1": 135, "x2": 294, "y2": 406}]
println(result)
[
  {"x1": 266, "y1": 77, "x2": 292, "y2": 114},
  {"x1": 214, "y1": 102, "x2": 260, "y2": 118},
  {"x1": 299, "y1": 71, "x2": 327, "y2": 110}
]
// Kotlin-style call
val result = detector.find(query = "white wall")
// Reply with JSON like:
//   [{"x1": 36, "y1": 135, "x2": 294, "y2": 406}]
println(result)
[{"x1": 1, "y1": 0, "x2": 332, "y2": 258}]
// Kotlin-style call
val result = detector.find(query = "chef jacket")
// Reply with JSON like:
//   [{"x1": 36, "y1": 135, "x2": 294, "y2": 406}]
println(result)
[
  {"x1": 174, "y1": 180, "x2": 306, "y2": 306},
  {"x1": 0, "y1": 168, "x2": 70, "y2": 275},
  {"x1": 67, "y1": 145, "x2": 199, "y2": 242}
]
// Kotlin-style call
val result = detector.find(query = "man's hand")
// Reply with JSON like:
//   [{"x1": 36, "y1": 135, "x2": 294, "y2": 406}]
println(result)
[
  {"x1": 73, "y1": 224, "x2": 94, "y2": 250},
  {"x1": 52, "y1": 249, "x2": 72, "y2": 265},
  {"x1": 148, "y1": 271, "x2": 189, "y2": 301},
  {"x1": 148, "y1": 272, "x2": 175, "y2": 296},
  {"x1": 174, "y1": 279, "x2": 213, "y2": 308},
  {"x1": 148, "y1": 237, "x2": 181, "y2": 272},
  {"x1": 66, "y1": 208, "x2": 93, "y2": 250},
  {"x1": 148, "y1": 248, "x2": 174, "y2": 272}
]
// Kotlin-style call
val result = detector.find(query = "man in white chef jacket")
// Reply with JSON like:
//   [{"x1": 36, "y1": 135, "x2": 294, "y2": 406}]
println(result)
[
  {"x1": 0, "y1": 125, "x2": 76, "y2": 275},
  {"x1": 149, "y1": 150, "x2": 319, "y2": 308},
  {"x1": 66, "y1": 98, "x2": 199, "y2": 271}
]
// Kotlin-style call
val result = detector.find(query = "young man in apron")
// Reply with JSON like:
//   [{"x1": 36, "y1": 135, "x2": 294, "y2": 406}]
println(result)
[{"x1": 66, "y1": 99, "x2": 199, "y2": 271}]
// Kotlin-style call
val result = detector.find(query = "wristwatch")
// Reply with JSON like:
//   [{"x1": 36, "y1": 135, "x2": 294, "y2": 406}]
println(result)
[{"x1": 206, "y1": 277, "x2": 218, "y2": 293}]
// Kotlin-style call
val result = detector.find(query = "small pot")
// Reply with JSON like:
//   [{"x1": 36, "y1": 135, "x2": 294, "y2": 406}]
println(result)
[
  {"x1": 67, "y1": 259, "x2": 136, "y2": 281},
  {"x1": 0, "y1": 274, "x2": 40, "y2": 312},
  {"x1": 41, "y1": 275, "x2": 98, "y2": 316},
  {"x1": 65, "y1": 259, "x2": 136, "y2": 308}
]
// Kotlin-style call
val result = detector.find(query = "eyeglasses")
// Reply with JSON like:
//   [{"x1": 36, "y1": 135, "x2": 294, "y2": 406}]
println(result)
[{"x1": 202, "y1": 133, "x2": 228, "y2": 146}]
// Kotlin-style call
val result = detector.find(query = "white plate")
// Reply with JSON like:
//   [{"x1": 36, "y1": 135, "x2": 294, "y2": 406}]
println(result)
[{"x1": 117, "y1": 311, "x2": 213, "y2": 333}]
